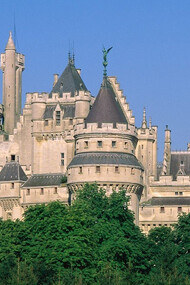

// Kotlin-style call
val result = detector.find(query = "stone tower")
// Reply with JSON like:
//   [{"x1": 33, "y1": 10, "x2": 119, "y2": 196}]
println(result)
[
  {"x1": 67, "y1": 76, "x2": 144, "y2": 224},
  {"x1": 0, "y1": 32, "x2": 25, "y2": 134}
]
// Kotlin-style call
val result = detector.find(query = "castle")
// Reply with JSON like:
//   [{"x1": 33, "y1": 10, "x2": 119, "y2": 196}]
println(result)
[{"x1": 0, "y1": 32, "x2": 190, "y2": 232}]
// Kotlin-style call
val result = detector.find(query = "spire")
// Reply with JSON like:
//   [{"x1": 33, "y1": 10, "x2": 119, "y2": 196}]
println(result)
[
  {"x1": 149, "y1": 117, "x2": 152, "y2": 129},
  {"x1": 141, "y1": 107, "x2": 147, "y2": 129},
  {"x1": 5, "y1": 31, "x2": 16, "y2": 50},
  {"x1": 86, "y1": 77, "x2": 127, "y2": 125}
]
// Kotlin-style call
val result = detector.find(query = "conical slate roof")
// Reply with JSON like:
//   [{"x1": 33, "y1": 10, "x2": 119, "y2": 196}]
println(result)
[
  {"x1": 5, "y1": 32, "x2": 16, "y2": 50},
  {"x1": 0, "y1": 162, "x2": 27, "y2": 182},
  {"x1": 49, "y1": 61, "x2": 87, "y2": 98},
  {"x1": 86, "y1": 77, "x2": 127, "y2": 125}
]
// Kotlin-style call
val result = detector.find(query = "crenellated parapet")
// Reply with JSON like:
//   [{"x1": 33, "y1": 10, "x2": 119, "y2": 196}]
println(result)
[{"x1": 108, "y1": 76, "x2": 135, "y2": 125}]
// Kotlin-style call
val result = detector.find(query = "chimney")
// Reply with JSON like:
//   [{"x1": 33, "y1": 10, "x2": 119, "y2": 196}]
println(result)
[
  {"x1": 187, "y1": 143, "x2": 190, "y2": 151},
  {"x1": 53, "y1": 74, "x2": 59, "y2": 86}
]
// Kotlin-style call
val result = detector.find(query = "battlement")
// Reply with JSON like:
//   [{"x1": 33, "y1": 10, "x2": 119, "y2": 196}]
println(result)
[
  {"x1": 137, "y1": 125, "x2": 157, "y2": 140},
  {"x1": 75, "y1": 90, "x2": 91, "y2": 101},
  {"x1": 150, "y1": 174, "x2": 190, "y2": 185},
  {"x1": 108, "y1": 76, "x2": 135, "y2": 125},
  {"x1": 75, "y1": 122, "x2": 137, "y2": 136},
  {"x1": 16, "y1": 53, "x2": 25, "y2": 68}
]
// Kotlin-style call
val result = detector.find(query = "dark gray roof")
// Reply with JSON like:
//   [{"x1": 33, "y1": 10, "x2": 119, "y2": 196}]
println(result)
[
  {"x1": 43, "y1": 104, "x2": 75, "y2": 119},
  {"x1": 86, "y1": 78, "x2": 127, "y2": 125},
  {"x1": 49, "y1": 63, "x2": 87, "y2": 98},
  {"x1": 143, "y1": 197, "x2": 190, "y2": 206},
  {"x1": 68, "y1": 152, "x2": 143, "y2": 169},
  {"x1": 170, "y1": 152, "x2": 190, "y2": 179},
  {"x1": 22, "y1": 173, "x2": 64, "y2": 188},
  {"x1": 0, "y1": 162, "x2": 27, "y2": 182}
]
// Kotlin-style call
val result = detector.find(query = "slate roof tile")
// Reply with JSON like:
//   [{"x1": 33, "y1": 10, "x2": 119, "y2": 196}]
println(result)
[
  {"x1": 49, "y1": 63, "x2": 87, "y2": 98},
  {"x1": 0, "y1": 162, "x2": 27, "y2": 182},
  {"x1": 68, "y1": 152, "x2": 143, "y2": 169},
  {"x1": 86, "y1": 78, "x2": 127, "y2": 125},
  {"x1": 22, "y1": 173, "x2": 64, "y2": 188}
]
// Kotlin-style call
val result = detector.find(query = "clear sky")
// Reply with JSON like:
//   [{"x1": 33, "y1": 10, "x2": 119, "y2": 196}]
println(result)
[{"x1": 0, "y1": 0, "x2": 190, "y2": 161}]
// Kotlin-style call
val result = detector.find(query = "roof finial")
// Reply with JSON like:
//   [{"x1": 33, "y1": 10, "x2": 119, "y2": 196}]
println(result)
[
  {"x1": 149, "y1": 117, "x2": 152, "y2": 129},
  {"x1": 68, "y1": 50, "x2": 71, "y2": 62},
  {"x1": 72, "y1": 52, "x2": 75, "y2": 66},
  {"x1": 141, "y1": 107, "x2": 147, "y2": 129},
  {"x1": 102, "y1": 46, "x2": 113, "y2": 77}
]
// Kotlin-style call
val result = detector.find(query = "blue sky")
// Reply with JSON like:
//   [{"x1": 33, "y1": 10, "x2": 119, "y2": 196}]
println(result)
[{"x1": 1, "y1": 0, "x2": 190, "y2": 161}]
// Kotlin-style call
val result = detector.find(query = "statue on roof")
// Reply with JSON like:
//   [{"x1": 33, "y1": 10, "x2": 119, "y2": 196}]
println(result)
[{"x1": 102, "y1": 46, "x2": 113, "y2": 77}]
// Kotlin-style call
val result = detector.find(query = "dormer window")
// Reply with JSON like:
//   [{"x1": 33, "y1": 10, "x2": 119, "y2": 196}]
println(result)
[
  {"x1": 11, "y1": 155, "x2": 15, "y2": 161},
  {"x1": 56, "y1": 111, "x2": 61, "y2": 126}
]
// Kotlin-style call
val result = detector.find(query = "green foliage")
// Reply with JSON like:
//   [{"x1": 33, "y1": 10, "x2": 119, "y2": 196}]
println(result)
[
  {"x1": 0, "y1": 184, "x2": 190, "y2": 284},
  {"x1": 61, "y1": 175, "x2": 67, "y2": 183}
]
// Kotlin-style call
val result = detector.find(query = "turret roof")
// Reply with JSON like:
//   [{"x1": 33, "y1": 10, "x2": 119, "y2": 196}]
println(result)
[
  {"x1": 0, "y1": 162, "x2": 27, "y2": 182},
  {"x1": 49, "y1": 62, "x2": 87, "y2": 98},
  {"x1": 86, "y1": 77, "x2": 127, "y2": 125},
  {"x1": 5, "y1": 32, "x2": 16, "y2": 51}
]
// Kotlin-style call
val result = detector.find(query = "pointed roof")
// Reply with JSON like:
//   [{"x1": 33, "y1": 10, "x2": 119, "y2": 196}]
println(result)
[
  {"x1": 0, "y1": 162, "x2": 27, "y2": 182},
  {"x1": 49, "y1": 61, "x2": 87, "y2": 98},
  {"x1": 86, "y1": 77, "x2": 127, "y2": 125},
  {"x1": 5, "y1": 32, "x2": 16, "y2": 51}
]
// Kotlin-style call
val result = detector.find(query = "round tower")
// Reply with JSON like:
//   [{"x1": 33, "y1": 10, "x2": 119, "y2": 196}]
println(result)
[
  {"x1": 0, "y1": 32, "x2": 25, "y2": 134},
  {"x1": 68, "y1": 77, "x2": 144, "y2": 224}
]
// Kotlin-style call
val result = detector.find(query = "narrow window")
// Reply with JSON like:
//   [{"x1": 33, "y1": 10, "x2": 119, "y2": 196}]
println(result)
[
  {"x1": 96, "y1": 166, "x2": 100, "y2": 173},
  {"x1": 131, "y1": 168, "x2": 135, "y2": 175},
  {"x1": 160, "y1": 207, "x2": 165, "y2": 213},
  {"x1": 124, "y1": 142, "x2": 128, "y2": 149},
  {"x1": 79, "y1": 167, "x2": 82, "y2": 174},
  {"x1": 175, "y1": 192, "x2": 178, "y2": 195},
  {"x1": 11, "y1": 155, "x2": 15, "y2": 161},
  {"x1": 40, "y1": 188, "x2": 44, "y2": 195},
  {"x1": 26, "y1": 189, "x2": 30, "y2": 196},
  {"x1": 56, "y1": 111, "x2": 61, "y2": 126},
  {"x1": 44, "y1": 120, "x2": 48, "y2": 126},
  {"x1": 142, "y1": 145, "x2": 144, "y2": 149},
  {"x1": 54, "y1": 187, "x2": 58, "y2": 194},
  {"x1": 61, "y1": 153, "x2": 64, "y2": 166},
  {"x1": 69, "y1": 119, "x2": 73, "y2": 125},
  {"x1": 84, "y1": 141, "x2": 88, "y2": 148},
  {"x1": 11, "y1": 183, "x2": 14, "y2": 189},
  {"x1": 115, "y1": 166, "x2": 119, "y2": 173},
  {"x1": 112, "y1": 141, "x2": 116, "y2": 147},
  {"x1": 179, "y1": 192, "x2": 183, "y2": 195},
  {"x1": 97, "y1": 141, "x2": 102, "y2": 147},
  {"x1": 178, "y1": 207, "x2": 182, "y2": 213}
]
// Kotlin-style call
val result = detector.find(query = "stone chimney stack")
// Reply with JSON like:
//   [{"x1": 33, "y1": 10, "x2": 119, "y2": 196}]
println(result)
[{"x1": 161, "y1": 125, "x2": 171, "y2": 175}]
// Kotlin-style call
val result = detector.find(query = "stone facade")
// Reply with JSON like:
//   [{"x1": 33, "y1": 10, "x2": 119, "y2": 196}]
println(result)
[{"x1": 0, "y1": 33, "x2": 189, "y2": 230}]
